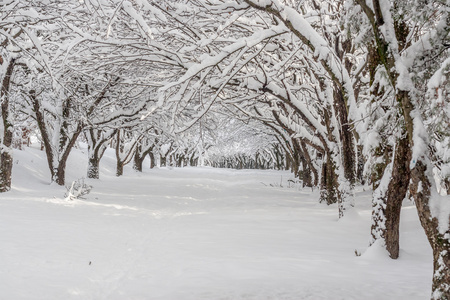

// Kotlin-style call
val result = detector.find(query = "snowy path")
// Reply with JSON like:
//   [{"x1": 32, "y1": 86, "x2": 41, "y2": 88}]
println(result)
[{"x1": 0, "y1": 148, "x2": 432, "y2": 299}]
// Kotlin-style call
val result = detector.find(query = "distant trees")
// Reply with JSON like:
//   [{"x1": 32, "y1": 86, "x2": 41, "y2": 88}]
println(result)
[{"x1": 204, "y1": 117, "x2": 282, "y2": 170}]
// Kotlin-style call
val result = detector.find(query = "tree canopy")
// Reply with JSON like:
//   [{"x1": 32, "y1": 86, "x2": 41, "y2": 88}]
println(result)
[{"x1": 1, "y1": 0, "x2": 449, "y2": 298}]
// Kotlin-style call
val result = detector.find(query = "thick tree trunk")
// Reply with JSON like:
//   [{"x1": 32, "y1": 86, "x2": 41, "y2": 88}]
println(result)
[
  {"x1": 371, "y1": 135, "x2": 411, "y2": 259},
  {"x1": 299, "y1": 155, "x2": 313, "y2": 188},
  {"x1": 384, "y1": 136, "x2": 410, "y2": 258},
  {"x1": 85, "y1": 129, "x2": 114, "y2": 180},
  {"x1": 285, "y1": 153, "x2": 291, "y2": 171},
  {"x1": 353, "y1": 1, "x2": 450, "y2": 296},
  {"x1": 0, "y1": 109, "x2": 13, "y2": 192},
  {"x1": 290, "y1": 141, "x2": 301, "y2": 178},
  {"x1": 87, "y1": 143, "x2": 106, "y2": 179},
  {"x1": 133, "y1": 150, "x2": 144, "y2": 172},
  {"x1": 160, "y1": 155, "x2": 166, "y2": 167},
  {"x1": 51, "y1": 129, "x2": 82, "y2": 186},
  {"x1": 0, "y1": 59, "x2": 15, "y2": 193},
  {"x1": 115, "y1": 130, "x2": 128, "y2": 177},
  {"x1": 300, "y1": 139, "x2": 318, "y2": 187},
  {"x1": 320, "y1": 154, "x2": 338, "y2": 205},
  {"x1": 149, "y1": 152, "x2": 155, "y2": 169},
  {"x1": 52, "y1": 126, "x2": 82, "y2": 186},
  {"x1": 87, "y1": 156, "x2": 100, "y2": 179},
  {"x1": 334, "y1": 87, "x2": 356, "y2": 187},
  {"x1": 410, "y1": 160, "x2": 450, "y2": 299},
  {"x1": 0, "y1": 150, "x2": 12, "y2": 193},
  {"x1": 55, "y1": 163, "x2": 66, "y2": 186},
  {"x1": 399, "y1": 89, "x2": 450, "y2": 298},
  {"x1": 116, "y1": 161, "x2": 124, "y2": 177}
]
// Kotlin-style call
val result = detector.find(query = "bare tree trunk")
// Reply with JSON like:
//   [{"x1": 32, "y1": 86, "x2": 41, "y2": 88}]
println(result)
[
  {"x1": 300, "y1": 139, "x2": 318, "y2": 186},
  {"x1": 114, "y1": 130, "x2": 137, "y2": 177},
  {"x1": 285, "y1": 153, "x2": 291, "y2": 171},
  {"x1": 149, "y1": 151, "x2": 155, "y2": 169},
  {"x1": 399, "y1": 87, "x2": 450, "y2": 298},
  {"x1": 133, "y1": 151, "x2": 144, "y2": 172},
  {"x1": 31, "y1": 90, "x2": 82, "y2": 186},
  {"x1": 88, "y1": 155, "x2": 101, "y2": 179},
  {"x1": 160, "y1": 154, "x2": 166, "y2": 167},
  {"x1": 52, "y1": 126, "x2": 82, "y2": 186},
  {"x1": 114, "y1": 130, "x2": 132, "y2": 177},
  {"x1": 134, "y1": 143, "x2": 154, "y2": 172},
  {"x1": 334, "y1": 87, "x2": 356, "y2": 187},
  {"x1": 371, "y1": 135, "x2": 410, "y2": 258},
  {"x1": 87, "y1": 144, "x2": 107, "y2": 179},
  {"x1": 0, "y1": 59, "x2": 15, "y2": 193},
  {"x1": 384, "y1": 136, "x2": 410, "y2": 258},
  {"x1": 0, "y1": 150, "x2": 12, "y2": 193},
  {"x1": 356, "y1": 145, "x2": 365, "y2": 185},
  {"x1": 411, "y1": 160, "x2": 450, "y2": 299},
  {"x1": 299, "y1": 154, "x2": 313, "y2": 188},
  {"x1": 85, "y1": 129, "x2": 114, "y2": 179},
  {"x1": 116, "y1": 161, "x2": 124, "y2": 177},
  {"x1": 320, "y1": 153, "x2": 338, "y2": 205},
  {"x1": 55, "y1": 162, "x2": 67, "y2": 186}
]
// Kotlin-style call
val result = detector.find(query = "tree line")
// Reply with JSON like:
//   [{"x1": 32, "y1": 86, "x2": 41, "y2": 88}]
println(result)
[{"x1": 0, "y1": 1, "x2": 449, "y2": 298}]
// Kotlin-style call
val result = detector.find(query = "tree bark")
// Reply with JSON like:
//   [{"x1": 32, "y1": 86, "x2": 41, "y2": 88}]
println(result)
[
  {"x1": 411, "y1": 160, "x2": 450, "y2": 299},
  {"x1": 114, "y1": 130, "x2": 137, "y2": 176},
  {"x1": 134, "y1": 143, "x2": 154, "y2": 172},
  {"x1": 0, "y1": 58, "x2": 15, "y2": 193},
  {"x1": 371, "y1": 135, "x2": 411, "y2": 258},
  {"x1": 85, "y1": 128, "x2": 115, "y2": 179},
  {"x1": 52, "y1": 126, "x2": 82, "y2": 186},
  {"x1": 333, "y1": 87, "x2": 356, "y2": 187},
  {"x1": 31, "y1": 90, "x2": 82, "y2": 186},
  {"x1": 87, "y1": 143, "x2": 107, "y2": 180},
  {"x1": 149, "y1": 151, "x2": 155, "y2": 169},
  {"x1": 300, "y1": 139, "x2": 319, "y2": 186},
  {"x1": 320, "y1": 154, "x2": 338, "y2": 205},
  {"x1": 160, "y1": 154, "x2": 166, "y2": 167},
  {"x1": 133, "y1": 151, "x2": 144, "y2": 172},
  {"x1": 384, "y1": 136, "x2": 410, "y2": 258},
  {"x1": 366, "y1": 4, "x2": 450, "y2": 294},
  {"x1": 88, "y1": 155, "x2": 100, "y2": 179},
  {"x1": 116, "y1": 161, "x2": 124, "y2": 177}
]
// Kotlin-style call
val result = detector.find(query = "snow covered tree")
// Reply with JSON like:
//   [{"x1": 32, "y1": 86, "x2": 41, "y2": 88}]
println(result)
[
  {"x1": 81, "y1": 82, "x2": 151, "y2": 179},
  {"x1": 2, "y1": 1, "x2": 448, "y2": 297},
  {"x1": 153, "y1": 0, "x2": 364, "y2": 217},
  {"x1": 351, "y1": 0, "x2": 450, "y2": 297},
  {"x1": 114, "y1": 127, "x2": 143, "y2": 176},
  {"x1": 133, "y1": 135, "x2": 156, "y2": 172},
  {"x1": 0, "y1": 47, "x2": 15, "y2": 192},
  {"x1": 0, "y1": 0, "x2": 68, "y2": 190},
  {"x1": 84, "y1": 128, "x2": 116, "y2": 179}
]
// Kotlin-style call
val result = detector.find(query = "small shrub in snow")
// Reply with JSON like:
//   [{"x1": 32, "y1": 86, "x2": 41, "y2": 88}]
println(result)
[{"x1": 65, "y1": 178, "x2": 92, "y2": 200}]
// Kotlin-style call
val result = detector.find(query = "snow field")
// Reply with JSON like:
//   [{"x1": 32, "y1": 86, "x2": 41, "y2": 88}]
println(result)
[{"x1": 0, "y1": 146, "x2": 432, "y2": 299}]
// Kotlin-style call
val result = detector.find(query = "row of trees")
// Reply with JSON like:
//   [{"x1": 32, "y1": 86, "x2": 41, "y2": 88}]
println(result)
[{"x1": 1, "y1": 0, "x2": 449, "y2": 298}]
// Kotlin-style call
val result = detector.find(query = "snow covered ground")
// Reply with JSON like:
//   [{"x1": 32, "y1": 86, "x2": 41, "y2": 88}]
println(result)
[{"x1": 1, "y1": 146, "x2": 433, "y2": 300}]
